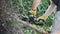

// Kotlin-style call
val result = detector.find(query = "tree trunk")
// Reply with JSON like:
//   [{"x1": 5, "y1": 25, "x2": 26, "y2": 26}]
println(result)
[{"x1": 0, "y1": 0, "x2": 24, "y2": 34}]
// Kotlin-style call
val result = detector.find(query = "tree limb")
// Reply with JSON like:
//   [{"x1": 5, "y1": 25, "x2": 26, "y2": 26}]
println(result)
[{"x1": 9, "y1": 13, "x2": 48, "y2": 34}]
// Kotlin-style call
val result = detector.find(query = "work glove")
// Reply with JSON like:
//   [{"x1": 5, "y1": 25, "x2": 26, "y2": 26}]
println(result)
[
  {"x1": 37, "y1": 15, "x2": 48, "y2": 22},
  {"x1": 28, "y1": 9, "x2": 37, "y2": 23},
  {"x1": 28, "y1": 9, "x2": 36, "y2": 16}
]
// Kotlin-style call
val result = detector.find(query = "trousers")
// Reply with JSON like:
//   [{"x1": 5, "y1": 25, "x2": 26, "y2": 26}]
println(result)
[{"x1": 51, "y1": 11, "x2": 60, "y2": 34}]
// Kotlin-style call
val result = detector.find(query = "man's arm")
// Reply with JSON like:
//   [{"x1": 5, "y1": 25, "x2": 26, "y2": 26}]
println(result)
[
  {"x1": 29, "y1": 0, "x2": 41, "y2": 16},
  {"x1": 37, "y1": 1, "x2": 56, "y2": 21},
  {"x1": 32, "y1": 0, "x2": 41, "y2": 10},
  {"x1": 43, "y1": 1, "x2": 56, "y2": 18}
]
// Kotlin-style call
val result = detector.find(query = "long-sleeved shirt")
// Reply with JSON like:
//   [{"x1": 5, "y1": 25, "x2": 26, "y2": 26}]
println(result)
[{"x1": 52, "y1": 0, "x2": 60, "y2": 11}]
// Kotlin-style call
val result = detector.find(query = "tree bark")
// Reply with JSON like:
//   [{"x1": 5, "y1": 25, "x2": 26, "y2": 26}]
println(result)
[{"x1": 0, "y1": 0, "x2": 24, "y2": 34}]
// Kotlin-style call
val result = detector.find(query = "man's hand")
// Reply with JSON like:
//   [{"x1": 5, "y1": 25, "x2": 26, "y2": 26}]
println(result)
[
  {"x1": 28, "y1": 9, "x2": 36, "y2": 16},
  {"x1": 37, "y1": 15, "x2": 48, "y2": 22}
]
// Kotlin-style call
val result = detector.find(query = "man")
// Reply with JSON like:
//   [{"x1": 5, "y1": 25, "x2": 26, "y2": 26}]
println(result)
[{"x1": 29, "y1": 0, "x2": 60, "y2": 34}]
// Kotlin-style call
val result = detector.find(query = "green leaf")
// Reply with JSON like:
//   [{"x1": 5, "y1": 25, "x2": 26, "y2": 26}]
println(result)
[{"x1": 11, "y1": 20, "x2": 17, "y2": 25}]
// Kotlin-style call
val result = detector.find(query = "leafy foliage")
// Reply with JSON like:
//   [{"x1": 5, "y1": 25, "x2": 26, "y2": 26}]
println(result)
[{"x1": 17, "y1": 0, "x2": 54, "y2": 34}]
